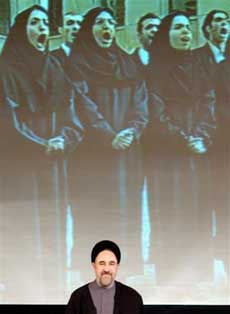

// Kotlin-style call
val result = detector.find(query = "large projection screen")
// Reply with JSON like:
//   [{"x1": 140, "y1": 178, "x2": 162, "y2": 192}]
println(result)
[{"x1": 0, "y1": 0, "x2": 229, "y2": 305}]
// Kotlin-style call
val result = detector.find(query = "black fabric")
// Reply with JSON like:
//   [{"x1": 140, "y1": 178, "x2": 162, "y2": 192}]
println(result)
[
  {"x1": 1, "y1": 5, "x2": 48, "y2": 73},
  {"x1": 1, "y1": 56, "x2": 83, "y2": 171},
  {"x1": 69, "y1": 41, "x2": 141, "y2": 86},
  {"x1": 65, "y1": 281, "x2": 143, "y2": 314},
  {"x1": 91, "y1": 240, "x2": 121, "y2": 263},
  {"x1": 216, "y1": 58, "x2": 230, "y2": 128},
  {"x1": 193, "y1": 44, "x2": 218, "y2": 84},
  {"x1": 51, "y1": 47, "x2": 68, "y2": 68}
]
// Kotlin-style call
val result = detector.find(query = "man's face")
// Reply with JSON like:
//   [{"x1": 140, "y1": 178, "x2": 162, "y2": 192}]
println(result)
[
  {"x1": 61, "y1": 14, "x2": 83, "y2": 45},
  {"x1": 26, "y1": 9, "x2": 49, "y2": 52},
  {"x1": 139, "y1": 17, "x2": 161, "y2": 48},
  {"x1": 92, "y1": 11, "x2": 116, "y2": 48},
  {"x1": 169, "y1": 15, "x2": 192, "y2": 51},
  {"x1": 92, "y1": 250, "x2": 119, "y2": 287},
  {"x1": 207, "y1": 12, "x2": 230, "y2": 45}
]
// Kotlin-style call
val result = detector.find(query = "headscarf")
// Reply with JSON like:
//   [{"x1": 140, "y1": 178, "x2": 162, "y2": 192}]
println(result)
[
  {"x1": 1, "y1": 5, "x2": 48, "y2": 70},
  {"x1": 68, "y1": 7, "x2": 139, "y2": 84},
  {"x1": 149, "y1": 11, "x2": 191, "y2": 67}
]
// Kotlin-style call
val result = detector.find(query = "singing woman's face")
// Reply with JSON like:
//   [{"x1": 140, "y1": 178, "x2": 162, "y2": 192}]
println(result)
[
  {"x1": 92, "y1": 11, "x2": 116, "y2": 48},
  {"x1": 26, "y1": 9, "x2": 49, "y2": 52},
  {"x1": 169, "y1": 15, "x2": 192, "y2": 51}
]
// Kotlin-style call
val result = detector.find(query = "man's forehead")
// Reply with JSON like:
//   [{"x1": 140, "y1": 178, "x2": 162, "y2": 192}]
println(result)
[
  {"x1": 213, "y1": 12, "x2": 229, "y2": 21},
  {"x1": 64, "y1": 14, "x2": 83, "y2": 23},
  {"x1": 97, "y1": 258, "x2": 117, "y2": 263},
  {"x1": 142, "y1": 18, "x2": 161, "y2": 28},
  {"x1": 95, "y1": 249, "x2": 117, "y2": 262},
  {"x1": 95, "y1": 11, "x2": 114, "y2": 20}
]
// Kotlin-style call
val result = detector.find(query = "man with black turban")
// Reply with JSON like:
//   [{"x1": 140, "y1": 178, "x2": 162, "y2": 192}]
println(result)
[
  {"x1": 66, "y1": 7, "x2": 148, "y2": 276},
  {"x1": 65, "y1": 240, "x2": 143, "y2": 314}
]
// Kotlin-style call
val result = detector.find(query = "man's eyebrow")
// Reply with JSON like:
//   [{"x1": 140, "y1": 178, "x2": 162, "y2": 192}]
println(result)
[
  {"x1": 173, "y1": 23, "x2": 189, "y2": 26},
  {"x1": 214, "y1": 17, "x2": 225, "y2": 20},
  {"x1": 66, "y1": 19, "x2": 75, "y2": 24},
  {"x1": 98, "y1": 260, "x2": 116, "y2": 263},
  {"x1": 95, "y1": 17, "x2": 116, "y2": 21}
]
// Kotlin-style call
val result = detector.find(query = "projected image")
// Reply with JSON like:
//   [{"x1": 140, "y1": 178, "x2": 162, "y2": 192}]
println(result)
[{"x1": 0, "y1": 0, "x2": 229, "y2": 305}]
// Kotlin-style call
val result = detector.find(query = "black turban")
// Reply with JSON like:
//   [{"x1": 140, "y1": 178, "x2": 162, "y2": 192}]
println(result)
[{"x1": 91, "y1": 240, "x2": 121, "y2": 263}]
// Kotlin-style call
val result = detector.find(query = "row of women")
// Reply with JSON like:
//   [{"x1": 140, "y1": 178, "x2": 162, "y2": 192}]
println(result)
[{"x1": 0, "y1": 5, "x2": 229, "y2": 301}]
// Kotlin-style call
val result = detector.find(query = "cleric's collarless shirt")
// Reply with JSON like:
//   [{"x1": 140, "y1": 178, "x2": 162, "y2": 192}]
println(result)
[{"x1": 88, "y1": 280, "x2": 115, "y2": 314}]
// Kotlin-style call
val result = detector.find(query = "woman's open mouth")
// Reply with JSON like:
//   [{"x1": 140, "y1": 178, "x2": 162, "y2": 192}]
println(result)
[
  {"x1": 102, "y1": 31, "x2": 112, "y2": 41},
  {"x1": 37, "y1": 34, "x2": 47, "y2": 50}
]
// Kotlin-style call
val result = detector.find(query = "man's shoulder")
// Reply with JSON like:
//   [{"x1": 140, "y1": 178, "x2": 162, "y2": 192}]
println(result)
[
  {"x1": 193, "y1": 44, "x2": 216, "y2": 68},
  {"x1": 115, "y1": 281, "x2": 142, "y2": 300},
  {"x1": 115, "y1": 281, "x2": 143, "y2": 313},
  {"x1": 51, "y1": 47, "x2": 65, "y2": 55},
  {"x1": 69, "y1": 283, "x2": 90, "y2": 299},
  {"x1": 50, "y1": 47, "x2": 68, "y2": 66},
  {"x1": 193, "y1": 43, "x2": 212, "y2": 57},
  {"x1": 194, "y1": 43, "x2": 209, "y2": 50}
]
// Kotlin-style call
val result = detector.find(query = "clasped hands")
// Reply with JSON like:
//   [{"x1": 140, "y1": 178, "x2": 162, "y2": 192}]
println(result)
[
  {"x1": 45, "y1": 136, "x2": 65, "y2": 154},
  {"x1": 187, "y1": 135, "x2": 207, "y2": 154},
  {"x1": 112, "y1": 128, "x2": 135, "y2": 150}
]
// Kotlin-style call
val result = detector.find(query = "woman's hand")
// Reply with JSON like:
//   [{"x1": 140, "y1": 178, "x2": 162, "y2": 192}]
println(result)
[
  {"x1": 112, "y1": 128, "x2": 134, "y2": 150},
  {"x1": 187, "y1": 136, "x2": 207, "y2": 154},
  {"x1": 45, "y1": 136, "x2": 65, "y2": 154}
]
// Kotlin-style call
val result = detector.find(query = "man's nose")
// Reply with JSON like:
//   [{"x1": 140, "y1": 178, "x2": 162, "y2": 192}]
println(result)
[
  {"x1": 221, "y1": 20, "x2": 228, "y2": 27},
  {"x1": 103, "y1": 265, "x2": 110, "y2": 272},
  {"x1": 73, "y1": 25, "x2": 80, "y2": 32}
]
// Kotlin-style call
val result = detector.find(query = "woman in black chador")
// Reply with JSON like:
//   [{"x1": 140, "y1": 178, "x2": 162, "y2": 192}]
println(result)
[
  {"x1": 144, "y1": 11, "x2": 216, "y2": 290},
  {"x1": 67, "y1": 7, "x2": 148, "y2": 278},
  {"x1": 0, "y1": 5, "x2": 83, "y2": 302}
]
